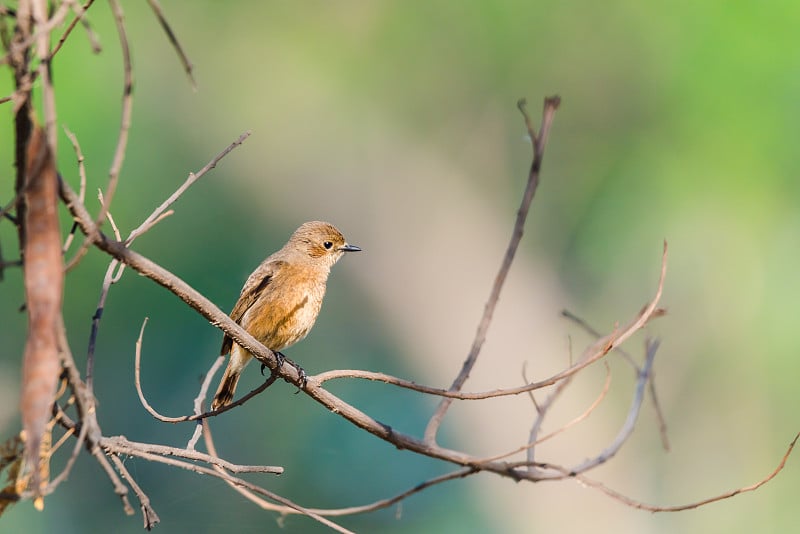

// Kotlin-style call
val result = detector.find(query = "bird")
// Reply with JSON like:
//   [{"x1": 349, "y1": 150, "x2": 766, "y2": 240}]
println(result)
[{"x1": 211, "y1": 221, "x2": 360, "y2": 410}]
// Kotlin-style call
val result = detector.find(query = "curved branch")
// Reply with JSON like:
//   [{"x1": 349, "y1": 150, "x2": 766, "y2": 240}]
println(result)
[
  {"x1": 133, "y1": 317, "x2": 279, "y2": 422},
  {"x1": 572, "y1": 431, "x2": 799, "y2": 512},
  {"x1": 568, "y1": 339, "x2": 659, "y2": 475}
]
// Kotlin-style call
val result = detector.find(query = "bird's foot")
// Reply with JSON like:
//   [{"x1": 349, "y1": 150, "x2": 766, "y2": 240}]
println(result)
[
  {"x1": 295, "y1": 366, "x2": 308, "y2": 391},
  {"x1": 260, "y1": 351, "x2": 287, "y2": 376},
  {"x1": 283, "y1": 356, "x2": 308, "y2": 391},
  {"x1": 260, "y1": 352, "x2": 306, "y2": 390}
]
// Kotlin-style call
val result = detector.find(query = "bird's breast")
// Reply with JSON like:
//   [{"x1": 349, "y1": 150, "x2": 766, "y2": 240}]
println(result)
[{"x1": 241, "y1": 268, "x2": 327, "y2": 351}]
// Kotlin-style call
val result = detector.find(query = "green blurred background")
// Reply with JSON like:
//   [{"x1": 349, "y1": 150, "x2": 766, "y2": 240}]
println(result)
[{"x1": 1, "y1": 1, "x2": 799, "y2": 532}]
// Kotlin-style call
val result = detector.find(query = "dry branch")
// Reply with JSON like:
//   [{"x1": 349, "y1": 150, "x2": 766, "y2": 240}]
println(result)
[
  {"x1": 20, "y1": 125, "x2": 63, "y2": 500},
  {"x1": 144, "y1": 0, "x2": 195, "y2": 88},
  {"x1": 424, "y1": 96, "x2": 561, "y2": 444},
  {"x1": 567, "y1": 431, "x2": 799, "y2": 512}
]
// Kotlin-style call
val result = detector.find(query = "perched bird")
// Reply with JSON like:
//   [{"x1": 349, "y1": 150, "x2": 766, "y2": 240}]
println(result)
[{"x1": 211, "y1": 221, "x2": 360, "y2": 410}]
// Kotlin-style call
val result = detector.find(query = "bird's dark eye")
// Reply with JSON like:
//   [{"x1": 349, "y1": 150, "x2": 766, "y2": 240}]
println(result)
[{"x1": 323, "y1": 241, "x2": 333, "y2": 250}]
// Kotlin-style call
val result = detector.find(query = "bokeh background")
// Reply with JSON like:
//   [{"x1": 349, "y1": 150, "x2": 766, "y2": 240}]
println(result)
[{"x1": 1, "y1": 1, "x2": 799, "y2": 532}]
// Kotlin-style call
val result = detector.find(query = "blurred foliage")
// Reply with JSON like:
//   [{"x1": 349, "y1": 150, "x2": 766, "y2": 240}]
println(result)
[{"x1": 1, "y1": 1, "x2": 799, "y2": 532}]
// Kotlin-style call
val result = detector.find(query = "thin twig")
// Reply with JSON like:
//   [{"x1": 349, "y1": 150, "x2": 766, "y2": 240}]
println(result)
[
  {"x1": 472, "y1": 364, "x2": 609, "y2": 467},
  {"x1": 424, "y1": 96, "x2": 561, "y2": 444},
  {"x1": 572, "y1": 431, "x2": 799, "y2": 511},
  {"x1": 3, "y1": 1, "x2": 72, "y2": 74},
  {"x1": 106, "y1": 441, "x2": 349, "y2": 532},
  {"x1": 62, "y1": 126, "x2": 88, "y2": 253},
  {"x1": 516, "y1": 361, "x2": 612, "y2": 471},
  {"x1": 0, "y1": 189, "x2": 25, "y2": 221},
  {"x1": 86, "y1": 257, "x2": 119, "y2": 393},
  {"x1": 30, "y1": 0, "x2": 60, "y2": 148},
  {"x1": 648, "y1": 369, "x2": 670, "y2": 451},
  {"x1": 524, "y1": 358, "x2": 585, "y2": 471},
  {"x1": 144, "y1": 0, "x2": 195, "y2": 88},
  {"x1": 187, "y1": 355, "x2": 225, "y2": 450},
  {"x1": 259, "y1": 467, "x2": 479, "y2": 518},
  {"x1": 102, "y1": 436, "x2": 282, "y2": 475},
  {"x1": 535, "y1": 362, "x2": 611, "y2": 446},
  {"x1": 312, "y1": 282, "x2": 661, "y2": 401},
  {"x1": 134, "y1": 318, "x2": 279, "y2": 422},
  {"x1": 126, "y1": 131, "x2": 251, "y2": 245},
  {"x1": 91, "y1": 446, "x2": 135, "y2": 516},
  {"x1": 562, "y1": 309, "x2": 670, "y2": 450},
  {"x1": 568, "y1": 339, "x2": 660, "y2": 474},
  {"x1": 50, "y1": 0, "x2": 99, "y2": 59},
  {"x1": 99, "y1": 0, "x2": 132, "y2": 227},
  {"x1": 47, "y1": 401, "x2": 90, "y2": 492},
  {"x1": 109, "y1": 454, "x2": 160, "y2": 529}
]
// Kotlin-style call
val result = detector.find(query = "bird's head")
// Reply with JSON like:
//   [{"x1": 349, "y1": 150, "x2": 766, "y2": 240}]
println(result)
[{"x1": 289, "y1": 221, "x2": 361, "y2": 268}]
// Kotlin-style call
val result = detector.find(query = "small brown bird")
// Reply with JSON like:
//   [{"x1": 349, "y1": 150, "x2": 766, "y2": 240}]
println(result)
[{"x1": 211, "y1": 221, "x2": 360, "y2": 410}]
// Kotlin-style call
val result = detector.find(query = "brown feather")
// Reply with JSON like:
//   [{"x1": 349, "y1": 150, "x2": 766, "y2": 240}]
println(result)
[{"x1": 220, "y1": 261, "x2": 284, "y2": 355}]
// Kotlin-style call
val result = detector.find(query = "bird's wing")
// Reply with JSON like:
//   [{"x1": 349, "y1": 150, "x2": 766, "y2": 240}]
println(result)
[{"x1": 220, "y1": 260, "x2": 286, "y2": 355}]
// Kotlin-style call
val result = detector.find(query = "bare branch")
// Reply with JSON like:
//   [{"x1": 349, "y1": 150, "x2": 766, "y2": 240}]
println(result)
[
  {"x1": 108, "y1": 454, "x2": 160, "y2": 529},
  {"x1": 134, "y1": 318, "x2": 279, "y2": 422},
  {"x1": 90, "y1": 446, "x2": 135, "y2": 516},
  {"x1": 267, "y1": 467, "x2": 480, "y2": 518},
  {"x1": 47, "y1": 397, "x2": 90, "y2": 492},
  {"x1": 573, "y1": 431, "x2": 799, "y2": 512},
  {"x1": 126, "y1": 130, "x2": 251, "y2": 245},
  {"x1": 187, "y1": 356, "x2": 225, "y2": 450},
  {"x1": 568, "y1": 339, "x2": 660, "y2": 475},
  {"x1": 525, "y1": 361, "x2": 577, "y2": 471},
  {"x1": 99, "y1": 0, "x2": 132, "y2": 227},
  {"x1": 86, "y1": 257, "x2": 119, "y2": 392},
  {"x1": 562, "y1": 308, "x2": 671, "y2": 450},
  {"x1": 105, "y1": 439, "x2": 351, "y2": 533},
  {"x1": 50, "y1": 1, "x2": 100, "y2": 59},
  {"x1": 144, "y1": 0, "x2": 195, "y2": 88},
  {"x1": 61, "y1": 126, "x2": 88, "y2": 253},
  {"x1": 424, "y1": 96, "x2": 561, "y2": 444},
  {"x1": 535, "y1": 361, "x2": 611, "y2": 446},
  {"x1": 101, "y1": 436, "x2": 282, "y2": 475},
  {"x1": 526, "y1": 360, "x2": 613, "y2": 471}
]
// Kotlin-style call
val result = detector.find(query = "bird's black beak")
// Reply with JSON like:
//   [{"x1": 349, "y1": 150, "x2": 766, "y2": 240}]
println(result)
[{"x1": 339, "y1": 244, "x2": 361, "y2": 252}]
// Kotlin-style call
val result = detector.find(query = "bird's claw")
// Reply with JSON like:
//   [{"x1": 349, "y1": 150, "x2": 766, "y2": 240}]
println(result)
[
  {"x1": 261, "y1": 352, "x2": 305, "y2": 389},
  {"x1": 295, "y1": 367, "x2": 308, "y2": 391},
  {"x1": 283, "y1": 356, "x2": 307, "y2": 391},
  {"x1": 260, "y1": 351, "x2": 287, "y2": 376}
]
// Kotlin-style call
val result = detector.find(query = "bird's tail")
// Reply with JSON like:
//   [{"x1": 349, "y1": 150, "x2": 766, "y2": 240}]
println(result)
[
  {"x1": 211, "y1": 346, "x2": 251, "y2": 410},
  {"x1": 211, "y1": 367, "x2": 240, "y2": 410}
]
